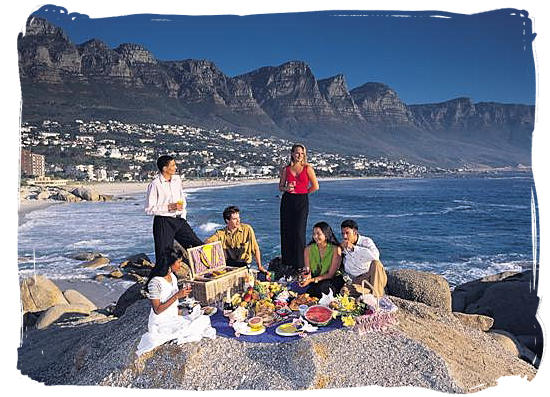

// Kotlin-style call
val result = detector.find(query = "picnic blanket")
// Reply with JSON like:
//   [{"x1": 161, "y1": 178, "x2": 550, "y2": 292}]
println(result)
[{"x1": 210, "y1": 282, "x2": 344, "y2": 343}]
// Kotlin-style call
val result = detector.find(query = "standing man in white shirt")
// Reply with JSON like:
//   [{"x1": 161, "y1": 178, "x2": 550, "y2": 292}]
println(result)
[
  {"x1": 145, "y1": 155, "x2": 203, "y2": 265},
  {"x1": 340, "y1": 219, "x2": 387, "y2": 297}
]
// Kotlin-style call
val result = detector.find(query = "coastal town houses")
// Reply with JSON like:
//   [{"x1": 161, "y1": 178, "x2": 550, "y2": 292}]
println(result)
[{"x1": 20, "y1": 119, "x2": 443, "y2": 183}]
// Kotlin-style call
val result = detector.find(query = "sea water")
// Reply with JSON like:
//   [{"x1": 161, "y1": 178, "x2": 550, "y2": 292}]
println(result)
[{"x1": 18, "y1": 173, "x2": 536, "y2": 287}]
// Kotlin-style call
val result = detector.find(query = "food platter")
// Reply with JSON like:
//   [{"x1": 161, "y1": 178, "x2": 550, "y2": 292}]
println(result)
[
  {"x1": 201, "y1": 306, "x2": 217, "y2": 316},
  {"x1": 239, "y1": 325, "x2": 266, "y2": 336},
  {"x1": 275, "y1": 323, "x2": 300, "y2": 336}
]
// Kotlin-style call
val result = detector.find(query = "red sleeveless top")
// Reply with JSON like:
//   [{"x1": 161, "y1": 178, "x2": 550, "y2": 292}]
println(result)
[{"x1": 285, "y1": 165, "x2": 310, "y2": 194}]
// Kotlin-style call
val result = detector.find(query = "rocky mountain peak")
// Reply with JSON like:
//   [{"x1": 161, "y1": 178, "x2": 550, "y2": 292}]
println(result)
[
  {"x1": 350, "y1": 82, "x2": 412, "y2": 125},
  {"x1": 115, "y1": 43, "x2": 157, "y2": 64},
  {"x1": 318, "y1": 74, "x2": 348, "y2": 96},
  {"x1": 23, "y1": 16, "x2": 67, "y2": 38},
  {"x1": 350, "y1": 82, "x2": 395, "y2": 101},
  {"x1": 78, "y1": 39, "x2": 110, "y2": 52}
]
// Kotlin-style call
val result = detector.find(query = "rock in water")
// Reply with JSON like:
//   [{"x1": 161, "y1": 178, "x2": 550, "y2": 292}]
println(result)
[
  {"x1": 20, "y1": 275, "x2": 69, "y2": 313},
  {"x1": 451, "y1": 270, "x2": 542, "y2": 359},
  {"x1": 386, "y1": 269, "x2": 452, "y2": 311},
  {"x1": 109, "y1": 269, "x2": 124, "y2": 279},
  {"x1": 121, "y1": 253, "x2": 153, "y2": 268},
  {"x1": 70, "y1": 251, "x2": 103, "y2": 261},
  {"x1": 36, "y1": 304, "x2": 93, "y2": 329},
  {"x1": 81, "y1": 256, "x2": 110, "y2": 269},
  {"x1": 63, "y1": 289, "x2": 97, "y2": 311},
  {"x1": 54, "y1": 189, "x2": 80, "y2": 202},
  {"x1": 36, "y1": 190, "x2": 50, "y2": 200},
  {"x1": 71, "y1": 186, "x2": 100, "y2": 201}
]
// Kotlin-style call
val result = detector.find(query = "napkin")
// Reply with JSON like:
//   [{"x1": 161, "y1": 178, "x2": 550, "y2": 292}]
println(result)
[{"x1": 318, "y1": 288, "x2": 335, "y2": 307}]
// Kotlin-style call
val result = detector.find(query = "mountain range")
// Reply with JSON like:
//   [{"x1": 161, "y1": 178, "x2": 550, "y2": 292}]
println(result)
[{"x1": 18, "y1": 17, "x2": 535, "y2": 167}]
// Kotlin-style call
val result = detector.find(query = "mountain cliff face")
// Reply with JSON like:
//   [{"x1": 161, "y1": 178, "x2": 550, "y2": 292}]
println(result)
[
  {"x1": 351, "y1": 82, "x2": 413, "y2": 127},
  {"x1": 18, "y1": 17, "x2": 535, "y2": 167},
  {"x1": 318, "y1": 74, "x2": 364, "y2": 121}
]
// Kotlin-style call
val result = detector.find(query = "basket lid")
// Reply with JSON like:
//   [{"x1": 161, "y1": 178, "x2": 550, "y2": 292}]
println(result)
[{"x1": 187, "y1": 241, "x2": 226, "y2": 278}]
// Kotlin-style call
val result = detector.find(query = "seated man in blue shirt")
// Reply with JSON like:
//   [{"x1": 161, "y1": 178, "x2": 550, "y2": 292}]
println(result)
[{"x1": 340, "y1": 219, "x2": 387, "y2": 297}]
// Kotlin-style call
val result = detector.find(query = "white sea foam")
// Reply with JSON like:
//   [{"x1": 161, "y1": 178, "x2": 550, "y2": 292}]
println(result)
[
  {"x1": 199, "y1": 222, "x2": 223, "y2": 233},
  {"x1": 70, "y1": 239, "x2": 104, "y2": 248},
  {"x1": 391, "y1": 254, "x2": 528, "y2": 287},
  {"x1": 321, "y1": 210, "x2": 371, "y2": 218}
]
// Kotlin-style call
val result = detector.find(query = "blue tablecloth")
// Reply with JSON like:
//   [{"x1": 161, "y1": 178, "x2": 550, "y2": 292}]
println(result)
[{"x1": 209, "y1": 282, "x2": 344, "y2": 343}]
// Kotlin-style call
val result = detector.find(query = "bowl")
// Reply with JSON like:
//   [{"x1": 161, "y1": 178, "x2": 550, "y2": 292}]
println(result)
[{"x1": 248, "y1": 316, "x2": 264, "y2": 330}]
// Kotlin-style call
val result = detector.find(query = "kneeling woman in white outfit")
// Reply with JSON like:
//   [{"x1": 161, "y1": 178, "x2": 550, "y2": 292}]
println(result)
[{"x1": 136, "y1": 248, "x2": 216, "y2": 356}]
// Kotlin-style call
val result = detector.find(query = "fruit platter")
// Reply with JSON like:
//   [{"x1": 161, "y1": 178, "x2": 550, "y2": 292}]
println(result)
[{"x1": 221, "y1": 275, "x2": 325, "y2": 334}]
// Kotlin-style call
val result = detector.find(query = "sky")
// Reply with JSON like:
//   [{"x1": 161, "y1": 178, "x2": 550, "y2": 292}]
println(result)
[{"x1": 30, "y1": 5, "x2": 536, "y2": 105}]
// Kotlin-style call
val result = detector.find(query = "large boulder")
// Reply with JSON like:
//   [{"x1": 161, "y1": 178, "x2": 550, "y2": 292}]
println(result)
[
  {"x1": 54, "y1": 189, "x2": 81, "y2": 202},
  {"x1": 451, "y1": 271, "x2": 522, "y2": 312},
  {"x1": 81, "y1": 256, "x2": 110, "y2": 269},
  {"x1": 20, "y1": 275, "x2": 69, "y2": 313},
  {"x1": 451, "y1": 270, "x2": 542, "y2": 359},
  {"x1": 386, "y1": 269, "x2": 452, "y2": 311},
  {"x1": 36, "y1": 303, "x2": 93, "y2": 329},
  {"x1": 453, "y1": 312, "x2": 493, "y2": 331},
  {"x1": 72, "y1": 186, "x2": 100, "y2": 201},
  {"x1": 120, "y1": 253, "x2": 154, "y2": 279},
  {"x1": 113, "y1": 281, "x2": 147, "y2": 317},
  {"x1": 63, "y1": 289, "x2": 97, "y2": 311}
]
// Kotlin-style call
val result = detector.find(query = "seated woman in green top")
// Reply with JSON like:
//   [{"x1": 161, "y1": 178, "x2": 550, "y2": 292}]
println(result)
[{"x1": 299, "y1": 221, "x2": 344, "y2": 298}]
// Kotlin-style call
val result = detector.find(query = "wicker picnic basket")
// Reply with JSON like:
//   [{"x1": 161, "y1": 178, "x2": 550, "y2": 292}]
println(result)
[
  {"x1": 187, "y1": 242, "x2": 248, "y2": 304},
  {"x1": 352, "y1": 279, "x2": 398, "y2": 334}
]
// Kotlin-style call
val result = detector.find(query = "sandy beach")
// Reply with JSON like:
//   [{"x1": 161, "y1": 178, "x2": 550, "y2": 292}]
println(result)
[{"x1": 18, "y1": 178, "x2": 279, "y2": 217}]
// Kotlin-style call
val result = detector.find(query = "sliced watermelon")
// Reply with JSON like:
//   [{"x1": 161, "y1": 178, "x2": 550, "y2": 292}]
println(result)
[{"x1": 304, "y1": 305, "x2": 332, "y2": 326}]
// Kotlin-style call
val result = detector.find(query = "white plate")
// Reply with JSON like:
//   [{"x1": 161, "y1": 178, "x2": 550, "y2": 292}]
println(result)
[
  {"x1": 239, "y1": 325, "x2": 266, "y2": 336},
  {"x1": 201, "y1": 307, "x2": 218, "y2": 316},
  {"x1": 275, "y1": 323, "x2": 300, "y2": 336}
]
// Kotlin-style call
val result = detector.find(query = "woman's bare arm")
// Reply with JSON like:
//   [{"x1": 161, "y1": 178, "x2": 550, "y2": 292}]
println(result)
[
  {"x1": 278, "y1": 166, "x2": 288, "y2": 192},
  {"x1": 307, "y1": 166, "x2": 319, "y2": 194}
]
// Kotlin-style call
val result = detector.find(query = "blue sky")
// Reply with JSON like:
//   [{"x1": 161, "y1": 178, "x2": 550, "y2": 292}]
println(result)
[{"x1": 31, "y1": 5, "x2": 536, "y2": 105}]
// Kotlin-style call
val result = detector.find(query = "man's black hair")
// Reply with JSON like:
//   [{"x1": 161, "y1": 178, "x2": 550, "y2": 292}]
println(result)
[
  {"x1": 341, "y1": 219, "x2": 359, "y2": 231},
  {"x1": 223, "y1": 206, "x2": 240, "y2": 222},
  {"x1": 157, "y1": 155, "x2": 174, "y2": 172}
]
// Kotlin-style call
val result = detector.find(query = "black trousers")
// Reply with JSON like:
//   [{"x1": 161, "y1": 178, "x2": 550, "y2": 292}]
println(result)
[
  {"x1": 225, "y1": 258, "x2": 249, "y2": 268},
  {"x1": 153, "y1": 215, "x2": 203, "y2": 265},
  {"x1": 280, "y1": 192, "x2": 309, "y2": 273},
  {"x1": 306, "y1": 275, "x2": 345, "y2": 299}
]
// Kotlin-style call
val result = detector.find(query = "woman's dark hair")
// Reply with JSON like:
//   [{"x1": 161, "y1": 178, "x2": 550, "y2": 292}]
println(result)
[
  {"x1": 308, "y1": 221, "x2": 340, "y2": 246},
  {"x1": 156, "y1": 155, "x2": 174, "y2": 172},
  {"x1": 145, "y1": 247, "x2": 183, "y2": 291},
  {"x1": 341, "y1": 219, "x2": 359, "y2": 231},
  {"x1": 222, "y1": 206, "x2": 240, "y2": 222}
]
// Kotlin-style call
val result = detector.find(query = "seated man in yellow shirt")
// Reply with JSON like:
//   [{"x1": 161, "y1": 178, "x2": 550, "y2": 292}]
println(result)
[{"x1": 205, "y1": 206, "x2": 269, "y2": 278}]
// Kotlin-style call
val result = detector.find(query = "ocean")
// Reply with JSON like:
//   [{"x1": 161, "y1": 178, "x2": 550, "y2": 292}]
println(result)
[{"x1": 18, "y1": 173, "x2": 536, "y2": 288}]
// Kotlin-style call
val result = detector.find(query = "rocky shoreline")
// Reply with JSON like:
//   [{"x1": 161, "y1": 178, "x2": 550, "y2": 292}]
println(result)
[{"x1": 17, "y1": 267, "x2": 541, "y2": 392}]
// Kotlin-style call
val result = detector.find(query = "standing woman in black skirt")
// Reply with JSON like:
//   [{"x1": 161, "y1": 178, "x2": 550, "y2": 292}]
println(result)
[{"x1": 278, "y1": 144, "x2": 319, "y2": 276}]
